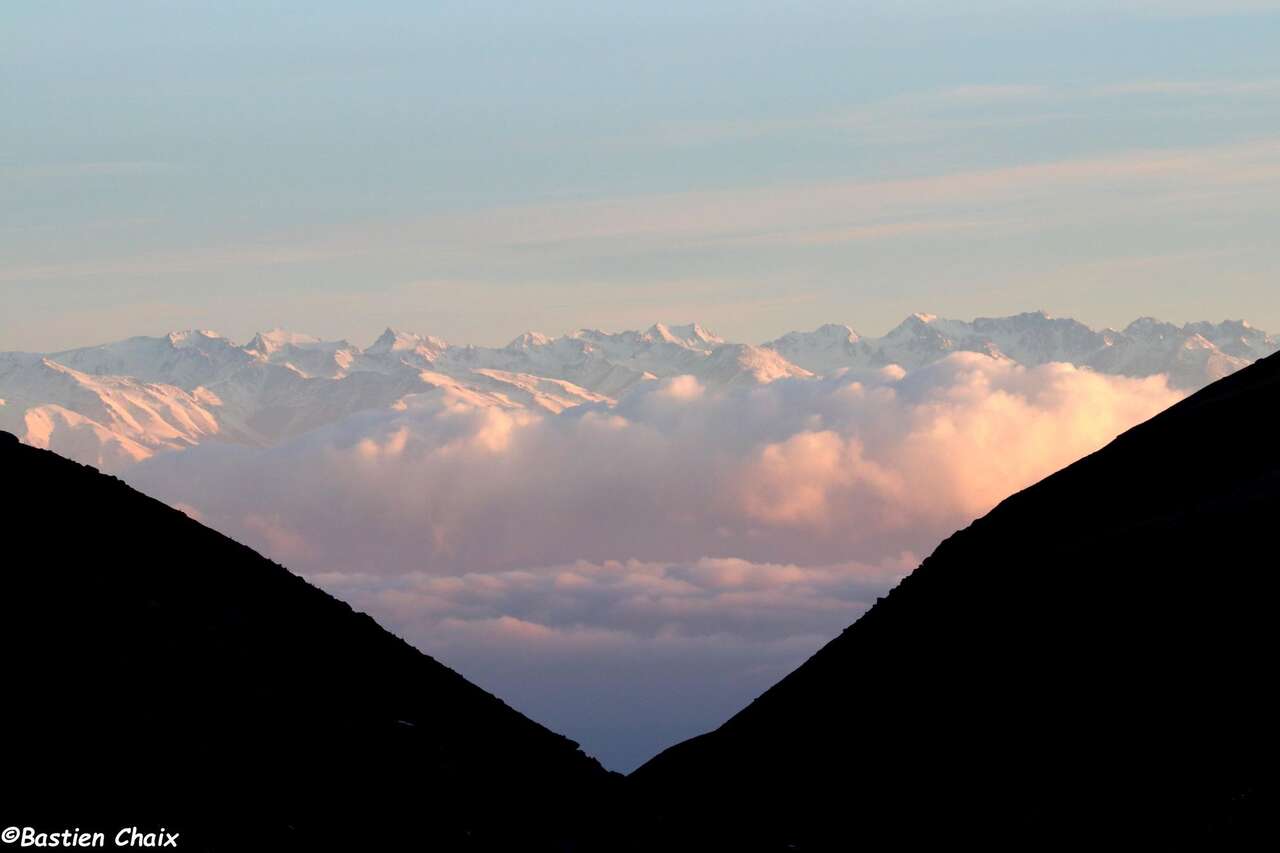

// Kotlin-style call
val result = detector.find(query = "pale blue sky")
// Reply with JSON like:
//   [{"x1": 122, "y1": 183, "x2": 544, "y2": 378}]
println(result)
[{"x1": 4, "y1": 1, "x2": 1279, "y2": 351}]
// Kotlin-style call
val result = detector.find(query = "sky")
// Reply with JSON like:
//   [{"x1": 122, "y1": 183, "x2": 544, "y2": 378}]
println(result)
[{"x1": 4, "y1": 1, "x2": 1280, "y2": 352}]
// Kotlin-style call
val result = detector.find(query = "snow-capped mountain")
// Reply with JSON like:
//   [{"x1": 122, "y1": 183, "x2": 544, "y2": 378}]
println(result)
[
  {"x1": 2, "y1": 312, "x2": 1273, "y2": 470},
  {"x1": 762, "y1": 311, "x2": 1275, "y2": 389}
]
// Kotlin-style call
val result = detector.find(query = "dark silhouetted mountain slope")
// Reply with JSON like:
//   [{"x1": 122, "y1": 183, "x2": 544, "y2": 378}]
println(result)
[
  {"x1": 631, "y1": 352, "x2": 1279, "y2": 848},
  {"x1": 0, "y1": 432, "x2": 619, "y2": 851}
]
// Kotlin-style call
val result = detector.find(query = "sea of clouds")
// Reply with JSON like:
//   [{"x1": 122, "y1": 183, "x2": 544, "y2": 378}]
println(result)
[{"x1": 129, "y1": 352, "x2": 1181, "y2": 770}]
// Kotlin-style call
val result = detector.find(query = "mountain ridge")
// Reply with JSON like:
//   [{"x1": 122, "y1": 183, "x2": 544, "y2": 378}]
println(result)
[
  {"x1": 1, "y1": 430, "x2": 620, "y2": 850},
  {"x1": 4, "y1": 312, "x2": 1274, "y2": 471},
  {"x1": 628, "y1": 348, "x2": 1279, "y2": 847}
]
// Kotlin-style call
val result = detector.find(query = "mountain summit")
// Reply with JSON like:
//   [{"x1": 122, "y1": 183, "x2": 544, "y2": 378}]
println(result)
[{"x1": 630, "y1": 350, "x2": 1279, "y2": 847}]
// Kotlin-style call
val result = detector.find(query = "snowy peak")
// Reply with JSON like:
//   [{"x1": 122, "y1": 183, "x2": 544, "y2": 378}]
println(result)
[
  {"x1": 242, "y1": 329, "x2": 360, "y2": 378},
  {"x1": 870, "y1": 313, "x2": 969, "y2": 368},
  {"x1": 816, "y1": 323, "x2": 862, "y2": 340},
  {"x1": 165, "y1": 329, "x2": 227, "y2": 349},
  {"x1": 506, "y1": 331, "x2": 554, "y2": 351},
  {"x1": 47, "y1": 331, "x2": 253, "y2": 389},
  {"x1": 644, "y1": 322, "x2": 679, "y2": 344},
  {"x1": 368, "y1": 327, "x2": 431, "y2": 354},
  {"x1": 363, "y1": 328, "x2": 449, "y2": 372},
  {"x1": 762, "y1": 323, "x2": 861, "y2": 350},
  {"x1": 244, "y1": 328, "x2": 323, "y2": 356},
  {"x1": 1176, "y1": 320, "x2": 1276, "y2": 360},
  {"x1": 1123, "y1": 316, "x2": 1180, "y2": 339},
  {"x1": 679, "y1": 322, "x2": 723, "y2": 345},
  {"x1": 645, "y1": 322, "x2": 724, "y2": 349},
  {"x1": 700, "y1": 344, "x2": 814, "y2": 386},
  {"x1": 965, "y1": 312, "x2": 1110, "y2": 365},
  {"x1": 762, "y1": 324, "x2": 865, "y2": 374}
]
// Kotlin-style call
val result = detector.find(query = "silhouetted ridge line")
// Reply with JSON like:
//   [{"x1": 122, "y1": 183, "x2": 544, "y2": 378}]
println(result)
[
  {"x1": 630, "y1": 351, "x2": 1279, "y2": 849},
  {"x1": 0, "y1": 434, "x2": 619, "y2": 851}
]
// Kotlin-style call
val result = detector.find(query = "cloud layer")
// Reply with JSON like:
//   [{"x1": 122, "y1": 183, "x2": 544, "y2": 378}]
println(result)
[{"x1": 129, "y1": 354, "x2": 1181, "y2": 769}]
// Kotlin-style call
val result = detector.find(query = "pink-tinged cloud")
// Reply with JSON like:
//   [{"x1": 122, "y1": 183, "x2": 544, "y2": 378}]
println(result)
[
  {"x1": 130, "y1": 352, "x2": 1180, "y2": 620},
  {"x1": 126, "y1": 353, "x2": 1181, "y2": 769}
]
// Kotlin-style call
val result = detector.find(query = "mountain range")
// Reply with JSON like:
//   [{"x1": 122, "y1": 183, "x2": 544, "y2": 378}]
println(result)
[
  {"x1": 4, "y1": 347, "x2": 1274, "y2": 848},
  {"x1": 2, "y1": 312, "x2": 1275, "y2": 471}
]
